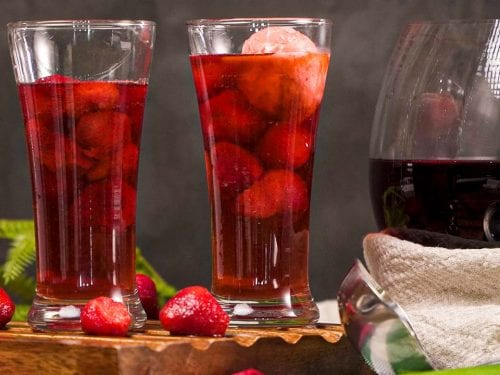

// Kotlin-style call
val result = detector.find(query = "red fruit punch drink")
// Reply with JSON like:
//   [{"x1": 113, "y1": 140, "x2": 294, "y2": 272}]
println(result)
[
  {"x1": 19, "y1": 79, "x2": 145, "y2": 299},
  {"x1": 188, "y1": 19, "x2": 332, "y2": 326},
  {"x1": 8, "y1": 20, "x2": 155, "y2": 331},
  {"x1": 18, "y1": 78, "x2": 147, "y2": 328}
]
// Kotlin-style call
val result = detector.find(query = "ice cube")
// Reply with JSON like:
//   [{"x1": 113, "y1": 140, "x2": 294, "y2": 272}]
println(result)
[
  {"x1": 242, "y1": 27, "x2": 317, "y2": 54},
  {"x1": 233, "y1": 303, "x2": 254, "y2": 316},
  {"x1": 58, "y1": 305, "x2": 80, "y2": 319}
]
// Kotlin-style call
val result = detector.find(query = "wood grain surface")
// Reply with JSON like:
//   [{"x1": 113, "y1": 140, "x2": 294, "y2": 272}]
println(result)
[{"x1": 0, "y1": 322, "x2": 373, "y2": 375}]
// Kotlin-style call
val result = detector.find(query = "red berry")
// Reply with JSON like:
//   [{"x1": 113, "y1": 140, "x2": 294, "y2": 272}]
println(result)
[
  {"x1": 209, "y1": 142, "x2": 263, "y2": 195},
  {"x1": 136, "y1": 274, "x2": 159, "y2": 320},
  {"x1": 0, "y1": 288, "x2": 15, "y2": 328},
  {"x1": 74, "y1": 180, "x2": 136, "y2": 228},
  {"x1": 257, "y1": 123, "x2": 312, "y2": 169},
  {"x1": 418, "y1": 92, "x2": 460, "y2": 130},
  {"x1": 72, "y1": 82, "x2": 120, "y2": 116},
  {"x1": 81, "y1": 296, "x2": 131, "y2": 336},
  {"x1": 200, "y1": 90, "x2": 267, "y2": 144},
  {"x1": 76, "y1": 111, "x2": 132, "y2": 158},
  {"x1": 191, "y1": 57, "x2": 227, "y2": 100},
  {"x1": 238, "y1": 53, "x2": 329, "y2": 122},
  {"x1": 85, "y1": 155, "x2": 112, "y2": 182},
  {"x1": 235, "y1": 170, "x2": 308, "y2": 218},
  {"x1": 232, "y1": 369, "x2": 265, "y2": 375},
  {"x1": 159, "y1": 286, "x2": 229, "y2": 337},
  {"x1": 85, "y1": 143, "x2": 138, "y2": 182},
  {"x1": 26, "y1": 119, "x2": 93, "y2": 174},
  {"x1": 117, "y1": 83, "x2": 147, "y2": 142}
]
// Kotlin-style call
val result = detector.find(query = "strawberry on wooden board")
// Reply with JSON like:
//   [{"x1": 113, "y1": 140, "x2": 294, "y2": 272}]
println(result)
[
  {"x1": 159, "y1": 286, "x2": 229, "y2": 337},
  {"x1": 0, "y1": 288, "x2": 15, "y2": 329},
  {"x1": 136, "y1": 273, "x2": 159, "y2": 320},
  {"x1": 80, "y1": 296, "x2": 131, "y2": 336}
]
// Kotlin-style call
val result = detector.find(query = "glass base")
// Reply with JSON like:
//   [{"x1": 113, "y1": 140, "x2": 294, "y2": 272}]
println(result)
[
  {"x1": 28, "y1": 290, "x2": 147, "y2": 332},
  {"x1": 216, "y1": 294, "x2": 319, "y2": 327}
]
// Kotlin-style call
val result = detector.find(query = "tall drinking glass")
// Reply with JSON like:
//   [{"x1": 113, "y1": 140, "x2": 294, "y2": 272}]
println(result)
[
  {"x1": 187, "y1": 18, "x2": 332, "y2": 325},
  {"x1": 8, "y1": 20, "x2": 155, "y2": 331},
  {"x1": 370, "y1": 21, "x2": 500, "y2": 242}
]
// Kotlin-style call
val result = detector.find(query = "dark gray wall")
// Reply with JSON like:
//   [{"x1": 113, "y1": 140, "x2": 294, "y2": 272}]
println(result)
[{"x1": 0, "y1": 0, "x2": 497, "y2": 300}]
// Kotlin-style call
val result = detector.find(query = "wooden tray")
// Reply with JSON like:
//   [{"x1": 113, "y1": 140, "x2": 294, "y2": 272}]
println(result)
[{"x1": 0, "y1": 322, "x2": 373, "y2": 374}]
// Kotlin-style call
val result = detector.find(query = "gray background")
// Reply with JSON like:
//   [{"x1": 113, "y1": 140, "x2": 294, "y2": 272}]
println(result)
[{"x1": 0, "y1": 1, "x2": 497, "y2": 301}]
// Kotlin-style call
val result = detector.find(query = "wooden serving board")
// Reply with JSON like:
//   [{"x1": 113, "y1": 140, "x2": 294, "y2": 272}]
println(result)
[{"x1": 0, "y1": 322, "x2": 373, "y2": 374}]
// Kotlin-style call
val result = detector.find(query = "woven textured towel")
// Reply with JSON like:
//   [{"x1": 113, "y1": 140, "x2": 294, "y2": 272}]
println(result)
[{"x1": 363, "y1": 233, "x2": 500, "y2": 369}]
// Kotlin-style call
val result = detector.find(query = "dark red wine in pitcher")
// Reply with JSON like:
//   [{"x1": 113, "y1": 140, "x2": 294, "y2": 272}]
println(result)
[{"x1": 370, "y1": 158, "x2": 500, "y2": 241}]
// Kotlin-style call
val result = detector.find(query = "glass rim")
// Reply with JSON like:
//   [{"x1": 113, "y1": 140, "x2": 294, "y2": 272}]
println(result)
[
  {"x1": 406, "y1": 19, "x2": 500, "y2": 26},
  {"x1": 7, "y1": 19, "x2": 156, "y2": 30},
  {"x1": 186, "y1": 17, "x2": 332, "y2": 27}
]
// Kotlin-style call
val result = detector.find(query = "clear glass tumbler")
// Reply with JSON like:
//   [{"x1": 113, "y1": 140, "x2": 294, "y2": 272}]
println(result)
[
  {"x1": 187, "y1": 18, "x2": 332, "y2": 325},
  {"x1": 8, "y1": 20, "x2": 156, "y2": 331}
]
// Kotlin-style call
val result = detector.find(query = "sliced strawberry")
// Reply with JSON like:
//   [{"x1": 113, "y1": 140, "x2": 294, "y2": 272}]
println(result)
[
  {"x1": 136, "y1": 274, "x2": 159, "y2": 320},
  {"x1": 76, "y1": 111, "x2": 132, "y2": 158},
  {"x1": 200, "y1": 90, "x2": 267, "y2": 144},
  {"x1": 235, "y1": 170, "x2": 308, "y2": 218},
  {"x1": 80, "y1": 296, "x2": 131, "y2": 336},
  {"x1": 159, "y1": 286, "x2": 229, "y2": 336},
  {"x1": 257, "y1": 123, "x2": 312, "y2": 169},
  {"x1": 238, "y1": 53, "x2": 329, "y2": 122},
  {"x1": 75, "y1": 180, "x2": 136, "y2": 228},
  {"x1": 72, "y1": 82, "x2": 120, "y2": 116},
  {"x1": 0, "y1": 288, "x2": 15, "y2": 329},
  {"x1": 210, "y1": 142, "x2": 263, "y2": 195}
]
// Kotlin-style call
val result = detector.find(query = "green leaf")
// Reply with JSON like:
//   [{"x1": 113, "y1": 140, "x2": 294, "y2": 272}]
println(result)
[
  {"x1": 136, "y1": 247, "x2": 176, "y2": 305},
  {"x1": 12, "y1": 304, "x2": 30, "y2": 322},
  {"x1": 0, "y1": 220, "x2": 34, "y2": 240},
  {"x1": 382, "y1": 186, "x2": 410, "y2": 228},
  {"x1": 405, "y1": 364, "x2": 500, "y2": 374},
  {"x1": 2, "y1": 233, "x2": 36, "y2": 285},
  {"x1": 0, "y1": 266, "x2": 35, "y2": 304},
  {"x1": 0, "y1": 219, "x2": 176, "y2": 310}
]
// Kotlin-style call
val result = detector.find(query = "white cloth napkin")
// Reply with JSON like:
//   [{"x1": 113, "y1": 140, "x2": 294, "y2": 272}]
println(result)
[{"x1": 363, "y1": 233, "x2": 500, "y2": 369}]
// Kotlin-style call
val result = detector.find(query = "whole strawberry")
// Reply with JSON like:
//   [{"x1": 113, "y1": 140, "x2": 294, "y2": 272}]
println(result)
[
  {"x1": 136, "y1": 273, "x2": 159, "y2": 320},
  {"x1": 159, "y1": 286, "x2": 229, "y2": 336},
  {"x1": 0, "y1": 288, "x2": 15, "y2": 328},
  {"x1": 80, "y1": 296, "x2": 131, "y2": 336}
]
